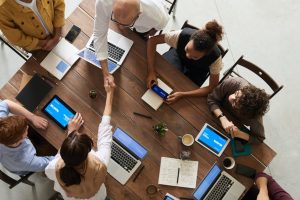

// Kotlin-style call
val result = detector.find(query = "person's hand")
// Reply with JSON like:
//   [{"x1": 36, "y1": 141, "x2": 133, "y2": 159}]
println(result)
[
  {"x1": 257, "y1": 189, "x2": 270, "y2": 200},
  {"x1": 146, "y1": 72, "x2": 157, "y2": 88},
  {"x1": 67, "y1": 113, "x2": 84, "y2": 134},
  {"x1": 166, "y1": 92, "x2": 183, "y2": 104},
  {"x1": 104, "y1": 78, "x2": 115, "y2": 94},
  {"x1": 30, "y1": 114, "x2": 48, "y2": 130},
  {"x1": 220, "y1": 117, "x2": 234, "y2": 133},
  {"x1": 42, "y1": 36, "x2": 60, "y2": 51},
  {"x1": 37, "y1": 38, "x2": 50, "y2": 48},
  {"x1": 104, "y1": 73, "x2": 115, "y2": 87}
]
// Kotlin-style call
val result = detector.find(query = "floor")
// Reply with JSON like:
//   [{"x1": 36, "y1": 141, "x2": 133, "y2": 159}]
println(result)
[{"x1": 0, "y1": 0, "x2": 299, "y2": 199}]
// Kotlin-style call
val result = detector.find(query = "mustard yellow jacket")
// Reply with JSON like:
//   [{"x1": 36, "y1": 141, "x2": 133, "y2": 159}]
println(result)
[{"x1": 0, "y1": 0, "x2": 65, "y2": 51}]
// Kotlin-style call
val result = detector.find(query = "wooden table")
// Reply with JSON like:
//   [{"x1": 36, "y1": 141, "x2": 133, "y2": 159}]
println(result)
[{"x1": 0, "y1": 1, "x2": 276, "y2": 199}]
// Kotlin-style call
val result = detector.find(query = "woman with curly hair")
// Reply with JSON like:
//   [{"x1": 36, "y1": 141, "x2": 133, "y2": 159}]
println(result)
[
  {"x1": 207, "y1": 77, "x2": 270, "y2": 143},
  {"x1": 146, "y1": 20, "x2": 224, "y2": 103}
]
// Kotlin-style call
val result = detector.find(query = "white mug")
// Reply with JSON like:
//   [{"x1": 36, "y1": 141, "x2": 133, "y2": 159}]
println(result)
[
  {"x1": 223, "y1": 157, "x2": 235, "y2": 169},
  {"x1": 179, "y1": 134, "x2": 194, "y2": 147}
]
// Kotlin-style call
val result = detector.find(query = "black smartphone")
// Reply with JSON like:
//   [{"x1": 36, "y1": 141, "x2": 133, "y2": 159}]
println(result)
[
  {"x1": 65, "y1": 25, "x2": 81, "y2": 43},
  {"x1": 235, "y1": 164, "x2": 256, "y2": 179}
]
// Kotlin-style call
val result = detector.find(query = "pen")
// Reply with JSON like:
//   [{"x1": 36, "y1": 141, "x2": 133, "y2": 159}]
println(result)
[
  {"x1": 176, "y1": 168, "x2": 180, "y2": 184},
  {"x1": 133, "y1": 112, "x2": 152, "y2": 119},
  {"x1": 132, "y1": 165, "x2": 144, "y2": 182}
]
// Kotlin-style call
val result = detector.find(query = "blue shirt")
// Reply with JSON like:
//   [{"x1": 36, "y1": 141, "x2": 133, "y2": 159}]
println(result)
[{"x1": 0, "y1": 100, "x2": 54, "y2": 175}]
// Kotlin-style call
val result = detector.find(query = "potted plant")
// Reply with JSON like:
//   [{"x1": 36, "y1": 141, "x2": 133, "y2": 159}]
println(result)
[{"x1": 153, "y1": 122, "x2": 168, "y2": 136}]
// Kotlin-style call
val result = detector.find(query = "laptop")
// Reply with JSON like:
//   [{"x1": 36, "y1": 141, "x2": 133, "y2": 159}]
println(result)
[
  {"x1": 85, "y1": 29, "x2": 133, "y2": 73},
  {"x1": 193, "y1": 163, "x2": 245, "y2": 200},
  {"x1": 107, "y1": 128, "x2": 148, "y2": 185}
]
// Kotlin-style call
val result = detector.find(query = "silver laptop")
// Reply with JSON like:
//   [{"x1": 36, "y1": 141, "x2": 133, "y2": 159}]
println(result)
[
  {"x1": 85, "y1": 29, "x2": 133, "y2": 73},
  {"x1": 107, "y1": 128, "x2": 148, "y2": 185},
  {"x1": 193, "y1": 163, "x2": 245, "y2": 200}
]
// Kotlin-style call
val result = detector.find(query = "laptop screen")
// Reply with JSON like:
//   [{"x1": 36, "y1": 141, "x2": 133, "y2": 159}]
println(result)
[
  {"x1": 113, "y1": 128, "x2": 148, "y2": 160},
  {"x1": 193, "y1": 164, "x2": 222, "y2": 200},
  {"x1": 197, "y1": 125, "x2": 228, "y2": 154}
]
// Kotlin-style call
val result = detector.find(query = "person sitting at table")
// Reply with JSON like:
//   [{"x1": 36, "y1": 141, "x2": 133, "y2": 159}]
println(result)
[
  {"x1": 94, "y1": 0, "x2": 169, "y2": 90},
  {"x1": 45, "y1": 80, "x2": 115, "y2": 200},
  {"x1": 242, "y1": 172, "x2": 294, "y2": 200},
  {"x1": 0, "y1": 99, "x2": 54, "y2": 175},
  {"x1": 146, "y1": 20, "x2": 224, "y2": 103},
  {"x1": 207, "y1": 76, "x2": 270, "y2": 143},
  {"x1": 0, "y1": 0, "x2": 65, "y2": 51}
]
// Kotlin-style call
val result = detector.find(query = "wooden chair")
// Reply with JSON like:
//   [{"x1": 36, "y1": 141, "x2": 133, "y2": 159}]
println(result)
[
  {"x1": 181, "y1": 20, "x2": 228, "y2": 58},
  {"x1": 219, "y1": 55, "x2": 283, "y2": 99},
  {"x1": 0, "y1": 169, "x2": 35, "y2": 189}
]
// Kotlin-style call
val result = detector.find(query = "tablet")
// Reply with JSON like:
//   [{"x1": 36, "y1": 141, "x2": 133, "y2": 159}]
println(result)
[
  {"x1": 195, "y1": 123, "x2": 230, "y2": 157},
  {"x1": 42, "y1": 95, "x2": 76, "y2": 129}
]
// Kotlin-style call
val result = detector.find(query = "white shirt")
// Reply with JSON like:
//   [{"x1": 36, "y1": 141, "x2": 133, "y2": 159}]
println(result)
[
  {"x1": 15, "y1": 0, "x2": 50, "y2": 35},
  {"x1": 45, "y1": 116, "x2": 113, "y2": 200},
  {"x1": 94, "y1": 0, "x2": 169, "y2": 60}
]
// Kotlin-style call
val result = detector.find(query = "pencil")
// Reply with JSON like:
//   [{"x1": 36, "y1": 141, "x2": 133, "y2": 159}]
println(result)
[
  {"x1": 176, "y1": 168, "x2": 180, "y2": 184},
  {"x1": 132, "y1": 165, "x2": 144, "y2": 182},
  {"x1": 133, "y1": 112, "x2": 152, "y2": 119}
]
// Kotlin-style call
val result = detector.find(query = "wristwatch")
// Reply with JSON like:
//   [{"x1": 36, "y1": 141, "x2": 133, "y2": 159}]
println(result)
[{"x1": 217, "y1": 113, "x2": 225, "y2": 119}]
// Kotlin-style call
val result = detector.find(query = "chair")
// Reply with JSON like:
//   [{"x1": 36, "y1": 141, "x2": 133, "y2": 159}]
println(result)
[
  {"x1": 165, "y1": 0, "x2": 178, "y2": 16},
  {"x1": 181, "y1": 20, "x2": 228, "y2": 58},
  {"x1": 219, "y1": 55, "x2": 283, "y2": 99},
  {"x1": 0, "y1": 169, "x2": 35, "y2": 189}
]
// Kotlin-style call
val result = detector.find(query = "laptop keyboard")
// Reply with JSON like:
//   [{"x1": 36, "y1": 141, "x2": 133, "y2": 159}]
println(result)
[
  {"x1": 89, "y1": 40, "x2": 125, "y2": 62},
  {"x1": 206, "y1": 175, "x2": 234, "y2": 200},
  {"x1": 111, "y1": 142, "x2": 138, "y2": 172}
]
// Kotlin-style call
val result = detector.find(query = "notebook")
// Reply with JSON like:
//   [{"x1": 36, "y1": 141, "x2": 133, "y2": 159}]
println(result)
[
  {"x1": 158, "y1": 157, "x2": 198, "y2": 188},
  {"x1": 16, "y1": 74, "x2": 52, "y2": 112},
  {"x1": 40, "y1": 38, "x2": 79, "y2": 80},
  {"x1": 193, "y1": 163, "x2": 245, "y2": 200},
  {"x1": 107, "y1": 128, "x2": 148, "y2": 185},
  {"x1": 141, "y1": 79, "x2": 173, "y2": 110}
]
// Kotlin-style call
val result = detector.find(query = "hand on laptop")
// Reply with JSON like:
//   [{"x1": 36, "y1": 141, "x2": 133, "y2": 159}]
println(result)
[
  {"x1": 30, "y1": 114, "x2": 48, "y2": 130},
  {"x1": 67, "y1": 113, "x2": 84, "y2": 134}
]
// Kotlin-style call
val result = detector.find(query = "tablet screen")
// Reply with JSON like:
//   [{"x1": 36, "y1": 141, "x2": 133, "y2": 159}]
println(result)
[
  {"x1": 196, "y1": 123, "x2": 229, "y2": 156},
  {"x1": 42, "y1": 95, "x2": 76, "y2": 129}
]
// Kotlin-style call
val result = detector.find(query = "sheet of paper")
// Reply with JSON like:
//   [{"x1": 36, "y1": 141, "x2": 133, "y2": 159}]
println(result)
[
  {"x1": 158, "y1": 157, "x2": 198, "y2": 188},
  {"x1": 141, "y1": 78, "x2": 173, "y2": 110}
]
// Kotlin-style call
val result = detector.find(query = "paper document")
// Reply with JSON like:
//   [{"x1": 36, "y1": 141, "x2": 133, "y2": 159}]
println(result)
[
  {"x1": 141, "y1": 79, "x2": 173, "y2": 110},
  {"x1": 158, "y1": 157, "x2": 198, "y2": 188},
  {"x1": 40, "y1": 38, "x2": 79, "y2": 80}
]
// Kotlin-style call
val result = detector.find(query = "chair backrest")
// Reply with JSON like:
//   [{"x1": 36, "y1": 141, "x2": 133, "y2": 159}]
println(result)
[
  {"x1": 219, "y1": 55, "x2": 283, "y2": 99},
  {"x1": 0, "y1": 169, "x2": 34, "y2": 189},
  {"x1": 164, "y1": 0, "x2": 178, "y2": 15},
  {"x1": 181, "y1": 20, "x2": 228, "y2": 58}
]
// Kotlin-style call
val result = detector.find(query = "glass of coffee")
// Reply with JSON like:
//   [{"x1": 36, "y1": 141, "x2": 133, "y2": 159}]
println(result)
[
  {"x1": 179, "y1": 134, "x2": 194, "y2": 147},
  {"x1": 223, "y1": 157, "x2": 235, "y2": 169}
]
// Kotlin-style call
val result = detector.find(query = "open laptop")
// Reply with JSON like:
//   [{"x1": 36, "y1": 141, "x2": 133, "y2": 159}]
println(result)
[
  {"x1": 107, "y1": 128, "x2": 148, "y2": 185},
  {"x1": 193, "y1": 163, "x2": 245, "y2": 200},
  {"x1": 85, "y1": 29, "x2": 133, "y2": 73}
]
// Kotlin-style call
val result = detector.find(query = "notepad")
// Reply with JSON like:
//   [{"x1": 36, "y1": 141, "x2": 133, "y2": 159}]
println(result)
[
  {"x1": 158, "y1": 157, "x2": 198, "y2": 188},
  {"x1": 41, "y1": 38, "x2": 79, "y2": 80},
  {"x1": 141, "y1": 79, "x2": 173, "y2": 110}
]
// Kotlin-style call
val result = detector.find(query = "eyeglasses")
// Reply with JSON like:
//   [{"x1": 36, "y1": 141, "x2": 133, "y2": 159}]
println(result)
[{"x1": 110, "y1": 12, "x2": 139, "y2": 28}]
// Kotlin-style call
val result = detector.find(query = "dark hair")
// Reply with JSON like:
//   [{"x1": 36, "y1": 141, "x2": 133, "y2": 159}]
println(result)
[
  {"x1": 237, "y1": 86, "x2": 270, "y2": 118},
  {"x1": 59, "y1": 132, "x2": 93, "y2": 186},
  {"x1": 0, "y1": 116, "x2": 27, "y2": 146},
  {"x1": 190, "y1": 20, "x2": 223, "y2": 53}
]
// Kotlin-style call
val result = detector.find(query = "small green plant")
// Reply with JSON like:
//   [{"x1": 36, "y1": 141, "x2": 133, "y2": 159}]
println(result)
[{"x1": 153, "y1": 122, "x2": 168, "y2": 136}]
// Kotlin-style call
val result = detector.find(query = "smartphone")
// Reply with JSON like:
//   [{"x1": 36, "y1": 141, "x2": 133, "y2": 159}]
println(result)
[
  {"x1": 151, "y1": 84, "x2": 168, "y2": 99},
  {"x1": 164, "y1": 193, "x2": 179, "y2": 200},
  {"x1": 65, "y1": 25, "x2": 81, "y2": 43},
  {"x1": 235, "y1": 164, "x2": 256, "y2": 179}
]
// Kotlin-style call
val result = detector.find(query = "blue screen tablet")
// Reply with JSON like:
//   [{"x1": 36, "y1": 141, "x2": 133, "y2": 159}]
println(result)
[
  {"x1": 195, "y1": 123, "x2": 230, "y2": 157},
  {"x1": 42, "y1": 95, "x2": 76, "y2": 129}
]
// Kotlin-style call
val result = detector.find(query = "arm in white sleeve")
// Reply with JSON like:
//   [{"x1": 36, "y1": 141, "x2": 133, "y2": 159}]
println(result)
[
  {"x1": 95, "y1": 116, "x2": 113, "y2": 167},
  {"x1": 94, "y1": 0, "x2": 110, "y2": 60}
]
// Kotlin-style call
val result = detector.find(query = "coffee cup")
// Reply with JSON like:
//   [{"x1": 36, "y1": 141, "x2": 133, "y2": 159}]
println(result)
[
  {"x1": 223, "y1": 157, "x2": 235, "y2": 169},
  {"x1": 178, "y1": 134, "x2": 194, "y2": 147},
  {"x1": 146, "y1": 184, "x2": 158, "y2": 195}
]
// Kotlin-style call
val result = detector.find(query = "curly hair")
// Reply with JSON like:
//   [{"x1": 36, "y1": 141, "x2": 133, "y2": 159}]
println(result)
[
  {"x1": 236, "y1": 86, "x2": 270, "y2": 118},
  {"x1": 190, "y1": 20, "x2": 224, "y2": 53}
]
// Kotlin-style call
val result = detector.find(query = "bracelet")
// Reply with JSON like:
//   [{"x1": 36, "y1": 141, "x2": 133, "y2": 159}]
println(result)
[{"x1": 217, "y1": 113, "x2": 225, "y2": 119}]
